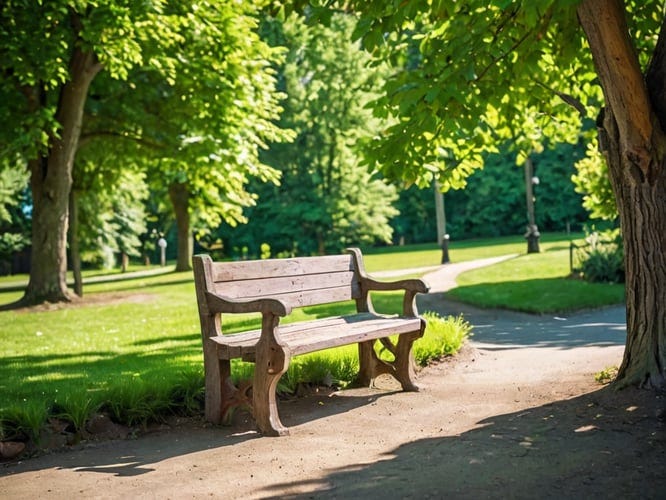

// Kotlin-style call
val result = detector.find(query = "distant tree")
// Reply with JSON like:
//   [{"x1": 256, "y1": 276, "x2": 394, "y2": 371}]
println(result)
[
  {"x1": 221, "y1": 12, "x2": 397, "y2": 257},
  {"x1": 391, "y1": 186, "x2": 437, "y2": 245},
  {"x1": 0, "y1": 162, "x2": 30, "y2": 275},
  {"x1": 71, "y1": 167, "x2": 147, "y2": 268},
  {"x1": 0, "y1": 0, "x2": 290, "y2": 304},
  {"x1": 394, "y1": 141, "x2": 588, "y2": 243}
]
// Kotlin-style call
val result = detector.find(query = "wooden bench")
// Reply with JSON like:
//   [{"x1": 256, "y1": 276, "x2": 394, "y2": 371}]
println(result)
[{"x1": 192, "y1": 248, "x2": 430, "y2": 436}]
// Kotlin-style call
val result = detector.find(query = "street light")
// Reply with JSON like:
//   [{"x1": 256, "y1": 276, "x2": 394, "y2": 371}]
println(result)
[{"x1": 524, "y1": 157, "x2": 540, "y2": 253}]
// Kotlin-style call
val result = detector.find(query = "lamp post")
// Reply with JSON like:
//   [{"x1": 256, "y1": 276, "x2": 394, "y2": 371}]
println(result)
[
  {"x1": 434, "y1": 181, "x2": 450, "y2": 263},
  {"x1": 158, "y1": 237, "x2": 167, "y2": 266},
  {"x1": 524, "y1": 156, "x2": 540, "y2": 253}
]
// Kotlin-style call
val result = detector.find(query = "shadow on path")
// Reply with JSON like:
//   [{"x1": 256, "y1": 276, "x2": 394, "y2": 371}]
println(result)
[{"x1": 262, "y1": 386, "x2": 665, "y2": 500}]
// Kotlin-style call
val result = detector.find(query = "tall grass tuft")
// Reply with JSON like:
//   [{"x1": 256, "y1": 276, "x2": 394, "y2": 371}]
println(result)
[
  {"x1": 53, "y1": 393, "x2": 102, "y2": 434},
  {"x1": 414, "y1": 312, "x2": 471, "y2": 366},
  {"x1": 102, "y1": 377, "x2": 174, "y2": 427},
  {"x1": 0, "y1": 402, "x2": 49, "y2": 443},
  {"x1": 167, "y1": 369, "x2": 205, "y2": 415}
]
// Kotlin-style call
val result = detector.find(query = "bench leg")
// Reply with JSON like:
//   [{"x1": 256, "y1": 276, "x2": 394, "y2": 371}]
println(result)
[
  {"x1": 254, "y1": 337, "x2": 291, "y2": 436},
  {"x1": 393, "y1": 331, "x2": 421, "y2": 392},
  {"x1": 203, "y1": 342, "x2": 237, "y2": 424},
  {"x1": 357, "y1": 331, "x2": 422, "y2": 392},
  {"x1": 357, "y1": 340, "x2": 395, "y2": 388}
]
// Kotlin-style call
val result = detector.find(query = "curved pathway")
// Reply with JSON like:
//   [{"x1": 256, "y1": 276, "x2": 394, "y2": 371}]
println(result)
[{"x1": 417, "y1": 256, "x2": 627, "y2": 349}]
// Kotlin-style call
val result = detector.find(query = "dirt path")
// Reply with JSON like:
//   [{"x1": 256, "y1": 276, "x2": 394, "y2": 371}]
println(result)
[{"x1": 1, "y1": 260, "x2": 664, "y2": 499}]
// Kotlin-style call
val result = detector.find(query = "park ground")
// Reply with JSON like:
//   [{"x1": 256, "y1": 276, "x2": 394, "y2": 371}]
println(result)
[{"x1": 1, "y1": 260, "x2": 665, "y2": 499}]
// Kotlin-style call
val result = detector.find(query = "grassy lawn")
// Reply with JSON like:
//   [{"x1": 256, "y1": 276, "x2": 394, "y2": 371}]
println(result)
[
  {"x1": 0, "y1": 264, "x2": 468, "y2": 442},
  {"x1": 361, "y1": 232, "x2": 582, "y2": 272},
  {"x1": 447, "y1": 244, "x2": 625, "y2": 313},
  {"x1": 0, "y1": 232, "x2": 624, "y2": 444}
]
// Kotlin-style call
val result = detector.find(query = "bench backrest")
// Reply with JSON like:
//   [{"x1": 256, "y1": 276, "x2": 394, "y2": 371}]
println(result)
[{"x1": 196, "y1": 253, "x2": 362, "y2": 309}]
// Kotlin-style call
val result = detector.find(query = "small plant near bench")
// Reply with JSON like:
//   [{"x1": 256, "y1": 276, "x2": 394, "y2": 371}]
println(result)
[{"x1": 595, "y1": 365, "x2": 619, "y2": 385}]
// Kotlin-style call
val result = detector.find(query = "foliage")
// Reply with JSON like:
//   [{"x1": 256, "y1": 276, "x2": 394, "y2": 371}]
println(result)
[
  {"x1": 73, "y1": 167, "x2": 148, "y2": 268},
  {"x1": 0, "y1": 162, "x2": 28, "y2": 224},
  {"x1": 414, "y1": 313, "x2": 471, "y2": 365},
  {"x1": 76, "y1": 1, "x2": 293, "y2": 269},
  {"x1": 215, "y1": 12, "x2": 397, "y2": 257},
  {"x1": 304, "y1": 1, "x2": 603, "y2": 188},
  {"x1": 0, "y1": 163, "x2": 30, "y2": 274},
  {"x1": 449, "y1": 247, "x2": 624, "y2": 313},
  {"x1": 576, "y1": 229, "x2": 625, "y2": 284},
  {"x1": 0, "y1": 0, "x2": 292, "y2": 298},
  {"x1": 391, "y1": 184, "x2": 438, "y2": 245},
  {"x1": 595, "y1": 365, "x2": 619, "y2": 385},
  {"x1": 572, "y1": 138, "x2": 619, "y2": 220},
  {"x1": 395, "y1": 140, "x2": 589, "y2": 243}
]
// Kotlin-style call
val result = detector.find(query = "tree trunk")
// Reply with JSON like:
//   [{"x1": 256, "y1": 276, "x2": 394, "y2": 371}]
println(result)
[
  {"x1": 169, "y1": 182, "x2": 193, "y2": 272},
  {"x1": 121, "y1": 252, "x2": 129, "y2": 273},
  {"x1": 68, "y1": 189, "x2": 83, "y2": 297},
  {"x1": 22, "y1": 45, "x2": 101, "y2": 305},
  {"x1": 598, "y1": 108, "x2": 666, "y2": 388},
  {"x1": 578, "y1": 0, "x2": 666, "y2": 388}
]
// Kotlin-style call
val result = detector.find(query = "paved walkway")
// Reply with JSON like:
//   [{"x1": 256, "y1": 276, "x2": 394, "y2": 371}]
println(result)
[{"x1": 417, "y1": 256, "x2": 627, "y2": 349}]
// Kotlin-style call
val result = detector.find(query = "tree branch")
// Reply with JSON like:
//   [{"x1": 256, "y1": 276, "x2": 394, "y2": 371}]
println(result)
[
  {"x1": 474, "y1": 26, "x2": 535, "y2": 83},
  {"x1": 577, "y1": 0, "x2": 659, "y2": 177},
  {"x1": 533, "y1": 79, "x2": 588, "y2": 117}
]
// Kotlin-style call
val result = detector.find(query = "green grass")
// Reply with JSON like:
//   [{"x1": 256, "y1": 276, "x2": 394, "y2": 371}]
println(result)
[
  {"x1": 448, "y1": 247, "x2": 625, "y2": 313},
  {"x1": 361, "y1": 232, "x2": 583, "y2": 272},
  {"x1": 0, "y1": 267, "x2": 468, "y2": 445},
  {"x1": 0, "y1": 233, "x2": 623, "y2": 446}
]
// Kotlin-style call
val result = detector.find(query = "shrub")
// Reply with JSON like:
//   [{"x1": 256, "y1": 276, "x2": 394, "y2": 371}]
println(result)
[
  {"x1": 414, "y1": 312, "x2": 471, "y2": 366},
  {"x1": 578, "y1": 229, "x2": 624, "y2": 284}
]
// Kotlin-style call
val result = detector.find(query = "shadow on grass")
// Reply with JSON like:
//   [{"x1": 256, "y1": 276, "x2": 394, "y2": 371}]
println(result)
[
  {"x1": 0, "y1": 271, "x2": 191, "y2": 310},
  {"x1": 0, "y1": 334, "x2": 203, "y2": 409},
  {"x1": 261, "y1": 386, "x2": 665, "y2": 499}
]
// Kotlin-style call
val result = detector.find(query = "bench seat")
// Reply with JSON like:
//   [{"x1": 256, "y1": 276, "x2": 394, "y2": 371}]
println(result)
[{"x1": 210, "y1": 313, "x2": 423, "y2": 360}]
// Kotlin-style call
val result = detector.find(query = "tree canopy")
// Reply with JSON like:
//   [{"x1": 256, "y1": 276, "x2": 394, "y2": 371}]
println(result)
[
  {"x1": 217, "y1": 12, "x2": 398, "y2": 257},
  {"x1": 0, "y1": 0, "x2": 290, "y2": 299},
  {"x1": 293, "y1": 0, "x2": 666, "y2": 388}
]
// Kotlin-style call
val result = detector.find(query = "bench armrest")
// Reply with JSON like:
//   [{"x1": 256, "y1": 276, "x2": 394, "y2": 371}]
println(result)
[
  {"x1": 362, "y1": 277, "x2": 430, "y2": 294},
  {"x1": 362, "y1": 277, "x2": 430, "y2": 317},
  {"x1": 205, "y1": 291, "x2": 292, "y2": 316}
]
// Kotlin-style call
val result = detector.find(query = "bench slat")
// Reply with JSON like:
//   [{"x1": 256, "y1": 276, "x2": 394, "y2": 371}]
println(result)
[
  {"x1": 209, "y1": 314, "x2": 421, "y2": 359},
  {"x1": 212, "y1": 271, "x2": 357, "y2": 300},
  {"x1": 211, "y1": 255, "x2": 354, "y2": 282}
]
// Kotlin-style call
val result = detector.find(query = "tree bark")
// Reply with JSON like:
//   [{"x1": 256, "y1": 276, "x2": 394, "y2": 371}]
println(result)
[
  {"x1": 169, "y1": 181, "x2": 193, "y2": 271},
  {"x1": 68, "y1": 189, "x2": 83, "y2": 297},
  {"x1": 22, "y1": 46, "x2": 102, "y2": 304},
  {"x1": 578, "y1": 0, "x2": 666, "y2": 388}
]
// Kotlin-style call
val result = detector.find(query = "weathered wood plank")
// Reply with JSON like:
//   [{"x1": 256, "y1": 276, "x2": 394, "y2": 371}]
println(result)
[
  {"x1": 211, "y1": 254, "x2": 354, "y2": 282},
  {"x1": 213, "y1": 271, "x2": 357, "y2": 299},
  {"x1": 209, "y1": 314, "x2": 422, "y2": 359}
]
